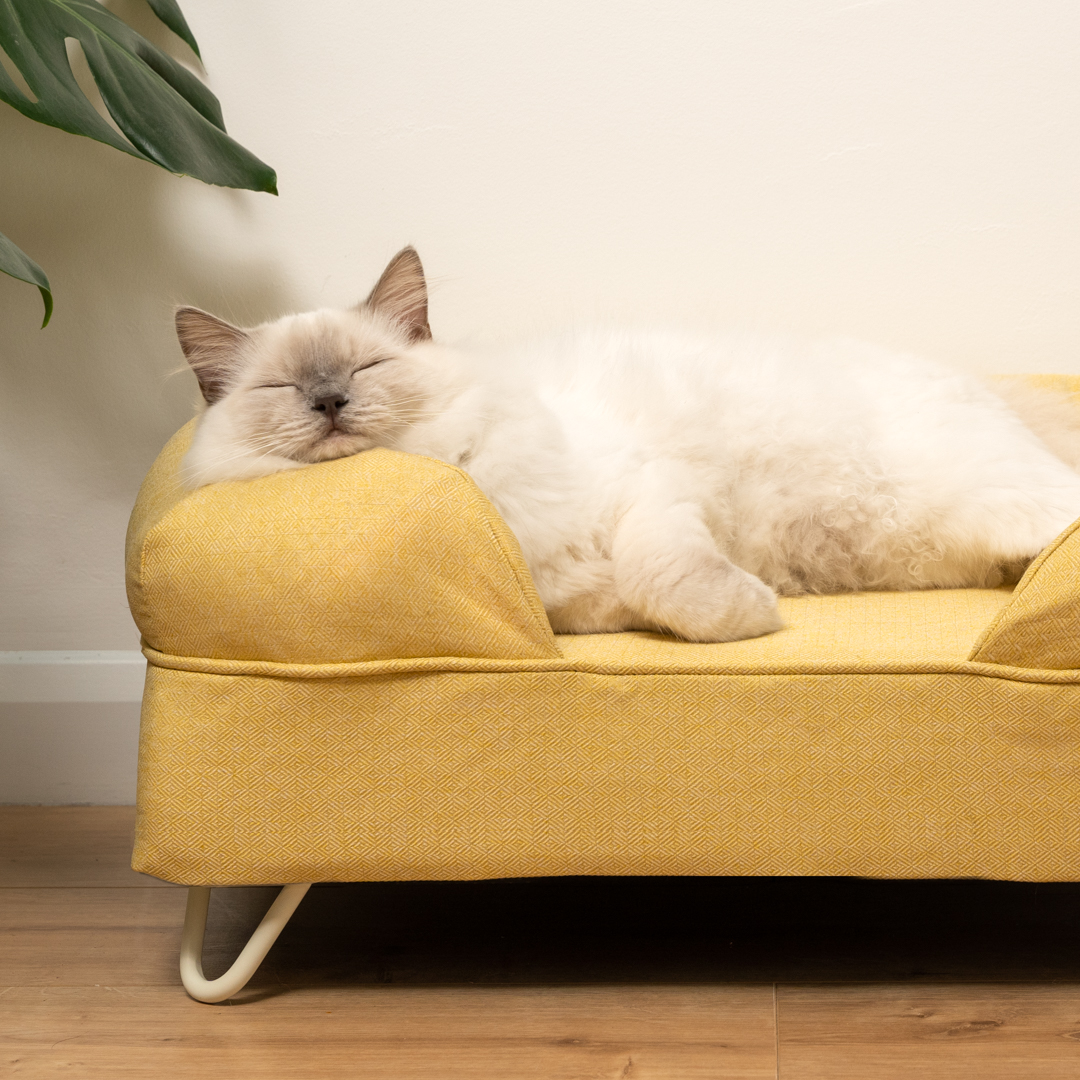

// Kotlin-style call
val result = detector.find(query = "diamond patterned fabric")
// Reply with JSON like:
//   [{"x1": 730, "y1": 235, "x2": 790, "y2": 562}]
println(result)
[
  {"x1": 126, "y1": 422, "x2": 558, "y2": 664},
  {"x1": 133, "y1": 662, "x2": 1080, "y2": 885},
  {"x1": 970, "y1": 515, "x2": 1080, "y2": 669}
]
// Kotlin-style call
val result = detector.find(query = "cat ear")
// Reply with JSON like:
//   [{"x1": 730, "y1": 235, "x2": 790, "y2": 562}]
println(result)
[
  {"x1": 175, "y1": 307, "x2": 250, "y2": 405},
  {"x1": 362, "y1": 246, "x2": 432, "y2": 342}
]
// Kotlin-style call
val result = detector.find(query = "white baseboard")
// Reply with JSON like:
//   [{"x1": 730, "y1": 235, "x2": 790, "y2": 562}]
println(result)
[
  {"x1": 0, "y1": 651, "x2": 146, "y2": 804},
  {"x1": 0, "y1": 650, "x2": 146, "y2": 702}
]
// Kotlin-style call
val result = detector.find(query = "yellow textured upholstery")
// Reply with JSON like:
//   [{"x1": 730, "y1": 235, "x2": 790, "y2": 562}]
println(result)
[
  {"x1": 134, "y1": 664, "x2": 1080, "y2": 885},
  {"x1": 970, "y1": 516, "x2": 1080, "y2": 669},
  {"x1": 128, "y1": 384, "x2": 1080, "y2": 887},
  {"x1": 126, "y1": 422, "x2": 558, "y2": 664},
  {"x1": 966, "y1": 375, "x2": 1080, "y2": 669}
]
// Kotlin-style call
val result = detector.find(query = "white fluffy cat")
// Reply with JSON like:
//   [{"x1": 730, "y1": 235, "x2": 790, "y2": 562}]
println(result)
[{"x1": 176, "y1": 247, "x2": 1080, "y2": 643}]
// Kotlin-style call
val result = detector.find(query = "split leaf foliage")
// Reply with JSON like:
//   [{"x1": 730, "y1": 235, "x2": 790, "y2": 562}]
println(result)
[{"x1": 0, "y1": 0, "x2": 276, "y2": 326}]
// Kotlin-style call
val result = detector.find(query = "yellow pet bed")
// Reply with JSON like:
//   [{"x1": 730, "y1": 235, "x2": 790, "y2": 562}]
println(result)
[{"x1": 127, "y1": 386, "x2": 1080, "y2": 1001}]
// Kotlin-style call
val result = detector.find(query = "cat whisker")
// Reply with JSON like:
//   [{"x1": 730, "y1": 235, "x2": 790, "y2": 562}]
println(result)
[{"x1": 202, "y1": 438, "x2": 295, "y2": 468}]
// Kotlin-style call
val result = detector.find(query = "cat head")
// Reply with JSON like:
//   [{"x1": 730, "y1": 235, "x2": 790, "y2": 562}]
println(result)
[{"x1": 177, "y1": 247, "x2": 443, "y2": 483}]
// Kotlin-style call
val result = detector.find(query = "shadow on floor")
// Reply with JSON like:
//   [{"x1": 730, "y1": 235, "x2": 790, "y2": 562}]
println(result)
[{"x1": 203, "y1": 876, "x2": 1080, "y2": 989}]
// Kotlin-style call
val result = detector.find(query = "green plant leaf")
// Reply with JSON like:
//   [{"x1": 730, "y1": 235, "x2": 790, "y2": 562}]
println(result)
[
  {"x1": 0, "y1": 228, "x2": 53, "y2": 326},
  {"x1": 145, "y1": 0, "x2": 200, "y2": 59},
  {"x1": 0, "y1": 0, "x2": 276, "y2": 193}
]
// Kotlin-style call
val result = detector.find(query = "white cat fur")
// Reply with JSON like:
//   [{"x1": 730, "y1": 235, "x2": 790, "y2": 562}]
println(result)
[{"x1": 177, "y1": 248, "x2": 1080, "y2": 643}]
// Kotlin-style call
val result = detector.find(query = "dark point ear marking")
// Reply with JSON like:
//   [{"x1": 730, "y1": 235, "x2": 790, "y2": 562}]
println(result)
[
  {"x1": 175, "y1": 307, "x2": 250, "y2": 405},
  {"x1": 362, "y1": 246, "x2": 432, "y2": 342}
]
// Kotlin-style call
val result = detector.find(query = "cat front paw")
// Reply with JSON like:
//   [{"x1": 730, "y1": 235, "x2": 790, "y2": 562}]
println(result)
[
  {"x1": 612, "y1": 504, "x2": 784, "y2": 643},
  {"x1": 670, "y1": 566, "x2": 783, "y2": 643},
  {"x1": 621, "y1": 551, "x2": 783, "y2": 643},
  {"x1": 719, "y1": 572, "x2": 784, "y2": 642}
]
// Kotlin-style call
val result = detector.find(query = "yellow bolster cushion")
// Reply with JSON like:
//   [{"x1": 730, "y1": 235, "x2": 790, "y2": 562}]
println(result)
[
  {"x1": 125, "y1": 421, "x2": 559, "y2": 664},
  {"x1": 966, "y1": 373, "x2": 1080, "y2": 670},
  {"x1": 970, "y1": 514, "x2": 1080, "y2": 670}
]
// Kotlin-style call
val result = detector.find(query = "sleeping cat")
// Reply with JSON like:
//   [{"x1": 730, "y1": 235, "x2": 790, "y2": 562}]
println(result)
[{"x1": 176, "y1": 247, "x2": 1080, "y2": 643}]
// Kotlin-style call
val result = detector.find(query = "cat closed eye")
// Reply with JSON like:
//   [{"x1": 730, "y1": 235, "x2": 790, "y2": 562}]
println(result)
[
  {"x1": 255, "y1": 383, "x2": 298, "y2": 390},
  {"x1": 352, "y1": 358, "x2": 390, "y2": 375}
]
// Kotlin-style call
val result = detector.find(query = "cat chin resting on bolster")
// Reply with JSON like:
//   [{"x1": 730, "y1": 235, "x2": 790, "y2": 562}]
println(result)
[{"x1": 176, "y1": 247, "x2": 1080, "y2": 644}]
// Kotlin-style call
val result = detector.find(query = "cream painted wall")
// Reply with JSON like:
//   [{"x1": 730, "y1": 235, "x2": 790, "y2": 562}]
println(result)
[{"x1": 2, "y1": 0, "x2": 1080, "y2": 650}]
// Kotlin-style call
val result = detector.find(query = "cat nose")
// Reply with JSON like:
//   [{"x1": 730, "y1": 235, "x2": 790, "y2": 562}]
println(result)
[{"x1": 311, "y1": 395, "x2": 349, "y2": 421}]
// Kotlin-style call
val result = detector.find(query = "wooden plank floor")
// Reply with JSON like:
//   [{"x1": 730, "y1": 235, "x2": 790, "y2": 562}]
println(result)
[{"x1": 3, "y1": 808, "x2": 1080, "y2": 1077}]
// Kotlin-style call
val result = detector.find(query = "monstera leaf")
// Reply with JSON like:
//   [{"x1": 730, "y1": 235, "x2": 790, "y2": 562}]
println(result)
[
  {"x1": 0, "y1": 0, "x2": 277, "y2": 326},
  {"x1": 0, "y1": 228, "x2": 51, "y2": 325}
]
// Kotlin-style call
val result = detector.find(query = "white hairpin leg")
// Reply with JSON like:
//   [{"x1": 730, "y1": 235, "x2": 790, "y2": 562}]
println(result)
[{"x1": 180, "y1": 882, "x2": 312, "y2": 1003}]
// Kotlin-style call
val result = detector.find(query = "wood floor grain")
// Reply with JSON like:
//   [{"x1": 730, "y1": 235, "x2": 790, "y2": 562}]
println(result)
[
  {"x1": 1, "y1": 887, "x2": 185, "y2": 985},
  {"x1": 776, "y1": 984, "x2": 1080, "y2": 1079},
  {"x1": 2, "y1": 985, "x2": 777, "y2": 1079},
  {"x1": 4, "y1": 806, "x2": 1080, "y2": 1077},
  {"x1": 0, "y1": 806, "x2": 169, "y2": 888}
]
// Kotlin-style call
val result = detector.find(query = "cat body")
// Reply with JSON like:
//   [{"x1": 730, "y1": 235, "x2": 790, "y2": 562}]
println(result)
[{"x1": 177, "y1": 248, "x2": 1080, "y2": 643}]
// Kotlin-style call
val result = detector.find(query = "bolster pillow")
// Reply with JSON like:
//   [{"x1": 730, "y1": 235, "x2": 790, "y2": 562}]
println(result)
[
  {"x1": 126, "y1": 421, "x2": 559, "y2": 664},
  {"x1": 970, "y1": 514, "x2": 1080, "y2": 670}
]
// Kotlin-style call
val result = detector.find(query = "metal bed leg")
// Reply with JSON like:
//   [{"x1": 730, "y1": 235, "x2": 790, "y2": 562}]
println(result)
[{"x1": 180, "y1": 882, "x2": 312, "y2": 1003}]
